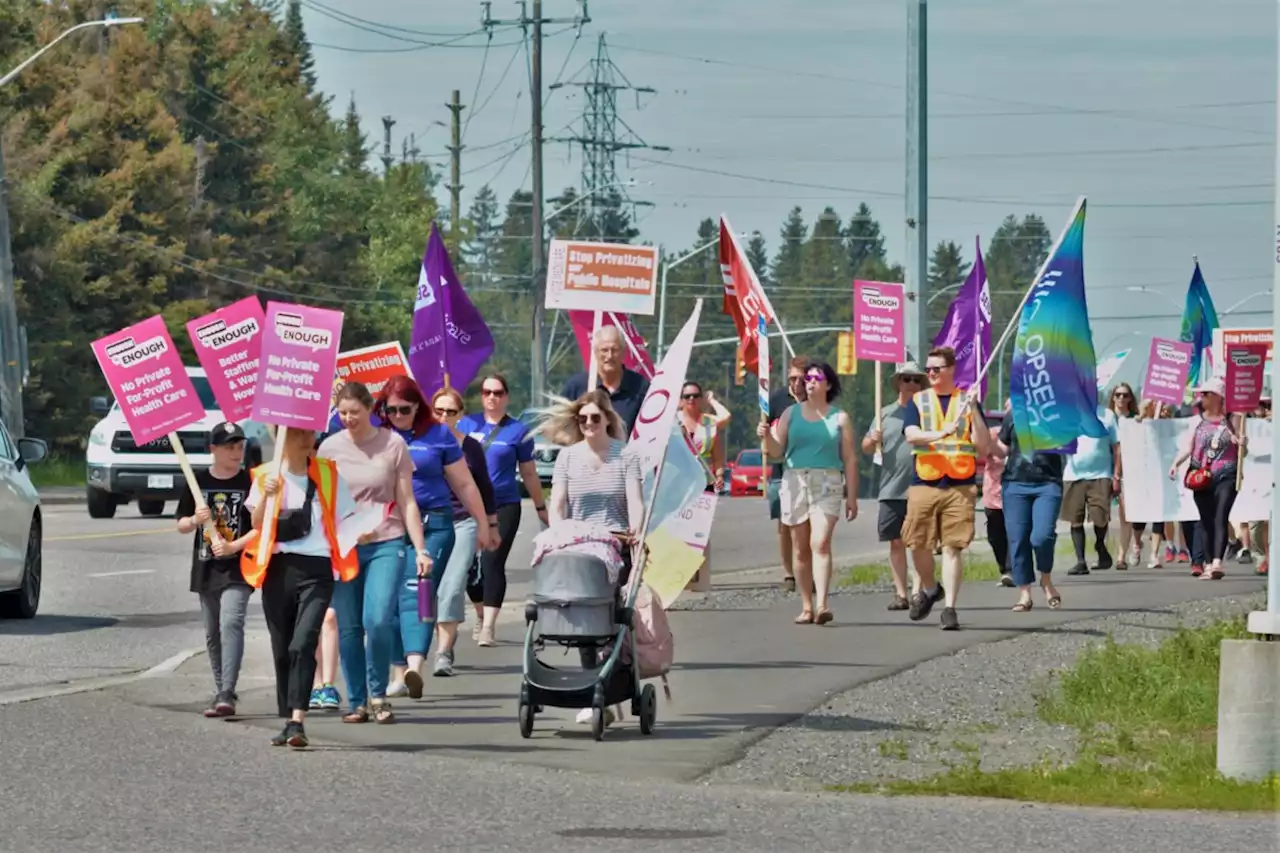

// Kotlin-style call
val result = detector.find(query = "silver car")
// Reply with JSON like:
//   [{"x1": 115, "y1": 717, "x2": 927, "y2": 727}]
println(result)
[
  {"x1": 0, "y1": 422, "x2": 47, "y2": 619},
  {"x1": 519, "y1": 408, "x2": 557, "y2": 494}
]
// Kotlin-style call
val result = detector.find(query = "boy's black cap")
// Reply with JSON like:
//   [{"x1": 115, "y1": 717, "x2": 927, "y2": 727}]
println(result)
[{"x1": 210, "y1": 422, "x2": 246, "y2": 445}]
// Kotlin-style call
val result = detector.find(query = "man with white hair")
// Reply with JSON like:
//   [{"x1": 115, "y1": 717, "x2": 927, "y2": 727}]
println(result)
[{"x1": 561, "y1": 325, "x2": 651, "y2": 435}]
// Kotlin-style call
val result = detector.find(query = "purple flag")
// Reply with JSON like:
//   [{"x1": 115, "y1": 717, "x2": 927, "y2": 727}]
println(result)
[
  {"x1": 932, "y1": 236, "x2": 992, "y2": 401},
  {"x1": 408, "y1": 223, "x2": 495, "y2": 396}
]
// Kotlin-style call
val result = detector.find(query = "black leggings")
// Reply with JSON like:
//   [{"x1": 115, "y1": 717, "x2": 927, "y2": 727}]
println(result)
[
  {"x1": 470, "y1": 502, "x2": 522, "y2": 609},
  {"x1": 1192, "y1": 477, "x2": 1238, "y2": 563},
  {"x1": 986, "y1": 508, "x2": 1010, "y2": 573},
  {"x1": 261, "y1": 553, "x2": 334, "y2": 718}
]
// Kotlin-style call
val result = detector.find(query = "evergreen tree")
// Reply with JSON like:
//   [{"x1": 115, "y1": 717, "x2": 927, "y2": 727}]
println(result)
[
  {"x1": 341, "y1": 93, "x2": 366, "y2": 175},
  {"x1": 925, "y1": 240, "x2": 972, "y2": 343},
  {"x1": 770, "y1": 207, "x2": 807, "y2": 292},
  {"x1": 283, "y1": 0, "x2": 317, "y2": 90},
  {"x1": 463, "y1": 185, "x2": 502, "y2": 287},
  {"x1": 845, "y1": 202, "x2": 886, "y2": 277},
  {"x1": 746, "y1": 231, "x2": 769, "y2": 288}
]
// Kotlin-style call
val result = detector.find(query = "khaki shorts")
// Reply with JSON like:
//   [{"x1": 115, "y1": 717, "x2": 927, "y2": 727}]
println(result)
[
  {"x1": 902, "y1": 484, "x2": 977, "y2": 551},
  {"x1": 1061, "y1": 478, "x2": 1112, "y2": 527},
  {"x1": 779, "y1": 468, "x2": 844, "y2": 526}
]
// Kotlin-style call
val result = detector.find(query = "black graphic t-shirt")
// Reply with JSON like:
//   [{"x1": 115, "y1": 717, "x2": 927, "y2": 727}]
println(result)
[{"x1": 176, "y1": 469, "x2": 253, "y2": 594}]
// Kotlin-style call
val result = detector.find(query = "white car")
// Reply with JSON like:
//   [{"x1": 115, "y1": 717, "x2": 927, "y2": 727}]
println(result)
[
  {"x1": 85, "y1": 366, "x2": 274, "y2": 519},
  {"x1": 0, "y1": 421, "x2": 47, "y2": 619}
]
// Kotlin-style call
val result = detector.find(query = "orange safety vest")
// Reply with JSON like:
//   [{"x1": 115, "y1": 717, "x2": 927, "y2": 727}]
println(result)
[
  {"x1": 912, "y1": 389, "x2": 977, "y2": 481},
  {"x1": 240, "y1": 457, "x2": 359, "y2": 588}
]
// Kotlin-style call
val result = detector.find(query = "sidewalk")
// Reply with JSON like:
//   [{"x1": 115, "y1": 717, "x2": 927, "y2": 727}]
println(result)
[{"x1": 165, "y1": 560, "x2": 1267, "y2": 783}]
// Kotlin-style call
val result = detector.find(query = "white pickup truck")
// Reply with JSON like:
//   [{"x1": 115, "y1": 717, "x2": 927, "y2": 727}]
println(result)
[{"x1": 85, "y1": 366, "x2": 274, "y2": 519}]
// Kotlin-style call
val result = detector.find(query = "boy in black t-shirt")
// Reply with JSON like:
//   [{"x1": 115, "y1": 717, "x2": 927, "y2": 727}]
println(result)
[{"x1": 175, "y1": 422, "x2": 257, "y2": 717}]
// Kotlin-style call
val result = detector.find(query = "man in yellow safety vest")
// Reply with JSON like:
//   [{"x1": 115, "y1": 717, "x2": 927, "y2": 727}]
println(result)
[{"x1": 899, "y1": 346, "x2": 992, "y2": 630}]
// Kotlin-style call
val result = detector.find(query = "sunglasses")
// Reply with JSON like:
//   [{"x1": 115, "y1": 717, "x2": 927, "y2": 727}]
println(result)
[
  {"x1": 577, "y1": 412, "x2": 603, "y2": 425},
  {"x1": 804, "y1": 372, "x2": 826, "y2": 383},
  {"x1": 682, "y1": 392, "x2": 703, "y2": 400},
  {"x1": 1113, "y1": 391, "x2": 1132, "y2": 399},
  {"x1": 384, "y1": 404, "x2": 416, "y2": 416},
  {"x1": 481, "y1": 388, "x2": 507, "y2": 397},
  {"x1": 434, "y1": 407, "x2": 460, "y2": 417},
  {"x1": 925, "y1": 365, "x2": 946, "y2": 374},
  {"x1": 900, "y1": 375, "x2": 924, "y2": 385},
  {"x1": 787, "y1": 375, "x2": 804, "y2": 384}
]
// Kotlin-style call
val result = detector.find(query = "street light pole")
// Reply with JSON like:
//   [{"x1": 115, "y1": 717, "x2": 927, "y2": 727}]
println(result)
[
  {"x1": 0, "y1": 16, "x2": 144, "y2": 437},
  {"x1": 656, "y1": 235, "x2": 725, "y2": 360}
]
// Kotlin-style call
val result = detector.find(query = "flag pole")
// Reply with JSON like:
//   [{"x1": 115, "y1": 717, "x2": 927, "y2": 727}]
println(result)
[
  {"x1": 587, "y1": 310, "x2": 602, "y2": 389},
  {"x1": 975, "y1": 195, "x2": 1086, "y2": 387},
  {"x1": 722, "y1": 218, "x2": 795, "y2": 358}
]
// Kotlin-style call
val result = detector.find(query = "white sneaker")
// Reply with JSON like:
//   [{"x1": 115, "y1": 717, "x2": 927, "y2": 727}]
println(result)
[
  {"x1": 386, "y1": 681, "x2": 409, "y2": 698},
  {"x1": 575, "y1": 707, "x2": 615, "y2": 725},
  {"x1": 477, "y1": 625, "x2": 497, "y2": 647}
]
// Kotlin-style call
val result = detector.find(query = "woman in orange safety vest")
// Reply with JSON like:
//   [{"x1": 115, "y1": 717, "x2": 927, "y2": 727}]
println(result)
[{"x1": 244, "y1": 426, "x2": 361, "y2": 749}]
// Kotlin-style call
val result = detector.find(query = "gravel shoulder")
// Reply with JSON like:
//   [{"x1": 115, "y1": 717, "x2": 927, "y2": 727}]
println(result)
[{"x1": 702, "y1": 590, "x2": 1268, "y2": 792}]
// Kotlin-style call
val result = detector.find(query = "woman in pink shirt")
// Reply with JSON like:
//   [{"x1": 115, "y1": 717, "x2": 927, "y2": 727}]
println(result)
[{"x1": 983, "y1": 415, "x2": 1012, "y2": 587}]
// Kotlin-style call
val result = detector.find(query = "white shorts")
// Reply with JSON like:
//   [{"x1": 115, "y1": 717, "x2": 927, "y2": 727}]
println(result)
[{"x1": 779, "y1": 468, "x2": 844, "y2": 526}]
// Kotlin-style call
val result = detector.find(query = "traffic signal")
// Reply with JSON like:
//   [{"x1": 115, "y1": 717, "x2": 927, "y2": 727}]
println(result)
[{"x1": 837, "y1": 331, "x2": 858, "y2": 375}]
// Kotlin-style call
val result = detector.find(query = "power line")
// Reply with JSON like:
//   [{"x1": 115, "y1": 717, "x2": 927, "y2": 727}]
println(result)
[
  {"x1": 464, "y1": 37, "x2": 526, "y2": 139},
  {"x1": 672, "y1": 140, "x2": 1270, "y2": 164}
]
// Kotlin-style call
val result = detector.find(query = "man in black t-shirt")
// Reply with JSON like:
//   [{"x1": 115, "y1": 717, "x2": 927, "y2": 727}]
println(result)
[
  {"x1": 175, "y1": 422, "x2": 257, "y2": 718},
  {"x1": 766, "y1": 356, "x2": 809, "y2": 591}
]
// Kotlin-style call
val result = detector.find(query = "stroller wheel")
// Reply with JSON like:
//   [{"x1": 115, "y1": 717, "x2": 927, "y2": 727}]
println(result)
[
  {"x1": 638, "y1": 684, "x2": 657, "y2": 736},
  {"x1": 518, "y1": 701, "x2": 535, "y2": 739},
  {"x1": 590, "y1": 705, "x2": 606, "y2": 741}
]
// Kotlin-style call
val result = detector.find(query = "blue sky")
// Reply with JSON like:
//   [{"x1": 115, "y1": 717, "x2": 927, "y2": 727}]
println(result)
[{"x1": 302, "y1": 0, "x2": 1277, "y2": 353}]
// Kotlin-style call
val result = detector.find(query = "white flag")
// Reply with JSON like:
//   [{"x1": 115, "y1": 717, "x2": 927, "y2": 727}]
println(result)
[{"x1": 629, "y1": 300, "x2": 703, "y2": 476}]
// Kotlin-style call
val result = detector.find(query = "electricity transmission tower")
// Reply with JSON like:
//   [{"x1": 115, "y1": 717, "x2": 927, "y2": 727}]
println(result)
[{"x1": 549, "y1": 33, "x2": 668, "y2": 239}]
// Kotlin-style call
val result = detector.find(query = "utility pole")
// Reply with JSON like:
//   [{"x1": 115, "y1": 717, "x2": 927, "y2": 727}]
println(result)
[
  {"x1": 904, "y1": 0, "x2": 928, "y2": 364},
  {"x1": 483, "y1": 0, "x2": 589, "y2": 405},
  {"x1": 380, "y1": 115, "x2": 396, "y2": 176},
  {"x1": 549, "y1": 32, "x2": 668, "y2": 239},
  {"x1": 0, "y1": 139, "x2": 24, "y2": 437},
  {"x1": 446, "y1": 89, "x2": 465, "y2": 254}
]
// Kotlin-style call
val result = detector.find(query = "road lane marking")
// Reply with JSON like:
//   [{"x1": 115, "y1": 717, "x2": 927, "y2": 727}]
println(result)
[
  {"x1": 48, "y1": 529, "x2": 171, "y2": 543},
  {"x1": 87, "y1": 569, "x2": 157, "y2": 578},
  {"x1": 0, "y1": 647, "x2": 204, "y2": 707}
]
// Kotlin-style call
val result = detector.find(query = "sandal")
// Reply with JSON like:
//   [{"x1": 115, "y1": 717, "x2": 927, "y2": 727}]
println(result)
[
  {"x1": 1047, "y1": 594, "x2": 1062, "y2": 610},
  {"x1": 887, "y1": 595, "x2": 909, "y2": 611},
  {"x1": 815, "y1": 609, "x2": 834, "y2": 626},
  {"x1": 794, "y1": 611, "x2": 814, "y2": 624},
  {"x1": 1012, "y1": 600, "x2": 1034, "y2": 612},
  {"x1": 372, "y1": 702, "x2": 396, "y2": 724},
  {"x1": 342, "y1": 706, "x2": 370, "y2": 724}
]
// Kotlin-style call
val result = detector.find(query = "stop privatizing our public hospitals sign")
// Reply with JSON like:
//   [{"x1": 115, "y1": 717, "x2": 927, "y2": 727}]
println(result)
[
  {"x1": 251, "y1": 302, "x2": 345, "y2": 432},
  {"x1": 852, "y1": 280, "x2": 906, "y2": 363},
  {"x1": 544, "y1": 239, "x2": 659, "y2": 315}
]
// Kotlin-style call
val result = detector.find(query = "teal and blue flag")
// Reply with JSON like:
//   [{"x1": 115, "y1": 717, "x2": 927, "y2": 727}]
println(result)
[
  {"x1": 1009, "y1": 198, "x2": 1108, "y2": 453},
  {"x1": 1178, "y1": 261, "x2": 1219, "y2": 388}
]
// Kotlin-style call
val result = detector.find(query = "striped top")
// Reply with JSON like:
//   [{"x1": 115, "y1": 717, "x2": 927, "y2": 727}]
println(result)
[{"x1": 553, "y1": 439, "x2": 641, "y2": 532}]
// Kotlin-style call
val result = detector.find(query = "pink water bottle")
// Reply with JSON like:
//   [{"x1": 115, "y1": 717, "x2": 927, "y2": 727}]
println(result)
[{"x1": 417, "y1": 576, "x2": 435, "y2": 622}]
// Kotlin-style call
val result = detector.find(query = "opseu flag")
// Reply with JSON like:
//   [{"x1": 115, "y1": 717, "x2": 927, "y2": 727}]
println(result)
[
  {"x1": 1010, "y1": 198, "x2": 1108, "y2": 453},
  {"x1": 408, "y1": 223, "x2": 494, "y2": 397},
  {"x1": 933, "y1": 236, "x2": 992, "y2": 399},
  {"x1": 568, "y1": 310, "x2": 656, "y2": 379},
  {"x1": 1179, "y1": 260, "x2": 1219, "y2": 388},
  {"x1": 719, "y1": 216, "x2": 778, "y2": 376}
]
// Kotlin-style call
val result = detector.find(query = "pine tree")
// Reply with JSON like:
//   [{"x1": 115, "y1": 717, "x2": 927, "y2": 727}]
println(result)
[
  {"x1": 770, "y1": 207, "x2": 807, "y2": 292},
  {"x1": 925, "y1": 240, "x2": 971, "y2": 341},
  {"x1": 284, "y1": 0, "x2": 317, "y2": 90},
  {"x1": 746, "y1": 231, "x2": 769, "y2": 288},
  {"x1": 463, "y1": 185, "x2": 502, "y2": 286},
  {"x1": 341, "y1": 93, "x2": 366, "y2": 175},
  {"x1": 845, "y1": 202, "x2": 886, "y2": 277}
]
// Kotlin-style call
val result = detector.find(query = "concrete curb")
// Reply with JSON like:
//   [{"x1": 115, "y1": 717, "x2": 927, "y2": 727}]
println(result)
[{"x1": 37, "y1": 491, "x2": 85, "y2": 506}]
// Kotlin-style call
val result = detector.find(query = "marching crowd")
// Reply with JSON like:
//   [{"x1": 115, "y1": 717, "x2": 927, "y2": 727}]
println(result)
[{"x1": 169, "y1": 324, "x2": 1269, "y2": 746}]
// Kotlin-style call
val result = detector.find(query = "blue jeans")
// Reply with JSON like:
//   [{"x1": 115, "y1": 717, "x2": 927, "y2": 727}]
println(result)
[
  {"x1": 1002, "y1": 481, "x2": 1062, "y2": 588},
  {"x1": 331, "y1": 536, "x2": 406, "y2": 710},
  {"x1": 438, "y1": 516, "x2": 478, "y2": 624},
  {"x1": 392, "y1": 510, "x2": 456, "y2": 663}
]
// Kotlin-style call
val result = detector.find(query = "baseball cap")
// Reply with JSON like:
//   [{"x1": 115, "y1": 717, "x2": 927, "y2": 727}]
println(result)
[
  {"x1": 1191, "y1": 377, "x2": 1225, "y2": 398},
  {"x1": 210, "y1": 422, "x2": 246, "y2": 445}
]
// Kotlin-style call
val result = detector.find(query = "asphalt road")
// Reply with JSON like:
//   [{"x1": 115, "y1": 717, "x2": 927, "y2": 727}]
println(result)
[{"x1": 2, "y1": 497, "x2": 1273, "y2": 851}]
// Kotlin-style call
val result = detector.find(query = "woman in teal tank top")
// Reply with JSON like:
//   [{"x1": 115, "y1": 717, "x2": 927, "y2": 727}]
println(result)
[{"x1": 757, "y1": 360, "x2": 859, "y2": 627}]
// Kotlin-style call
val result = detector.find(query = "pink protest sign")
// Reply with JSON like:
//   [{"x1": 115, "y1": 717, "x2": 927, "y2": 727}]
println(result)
[
  {"x1": 1224, "y1": 343, "x2": 1267, "y2": 414},
  {"x1": 251, "y1": 302, "x2": 344, "y2": 431},
  {"x1": 91, "y1": 315, "x2": 206, "y2": 446},
  {"x1": 853, "y1": 280, "x2": 905, "y2": 363},
  {"x1": 1142, "y1": 338, "x2": 1193, "y2": 405},
  {"x1": 187, "y1": 297, "x2": 265, "y2": 422}
]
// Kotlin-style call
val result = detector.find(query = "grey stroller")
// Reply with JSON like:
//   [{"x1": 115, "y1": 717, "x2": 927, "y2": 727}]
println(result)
[{"x1": 518, "y1": 549, "x2": 657, "y2": 741}]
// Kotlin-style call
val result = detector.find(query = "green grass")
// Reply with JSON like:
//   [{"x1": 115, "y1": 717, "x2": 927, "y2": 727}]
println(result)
[
  {"x1": 877, "y1": 738, "x2": 909, "y2": 761},
  {"x1": 833, "y1": 619, "x2": 1280, "y2": 811},
  {"x1": 28, "y1": 455, "x2": 84, "y2": 489},
  {"x1": 836, "y1": 553, "x2": 1004, "y2": 588}
]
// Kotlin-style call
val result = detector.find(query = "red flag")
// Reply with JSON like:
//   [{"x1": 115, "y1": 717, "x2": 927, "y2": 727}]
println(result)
[
  {"x1": 719, "y1": 215, "x2": 778, "y2": 376},
  {"x1": 568, "y1": 310, "x2": 656, "y2": 379}
]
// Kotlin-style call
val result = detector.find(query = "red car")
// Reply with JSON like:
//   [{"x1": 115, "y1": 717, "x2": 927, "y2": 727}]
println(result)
[{"x1": 730, "y1": 449, "x2": 765, "y2": 497}]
